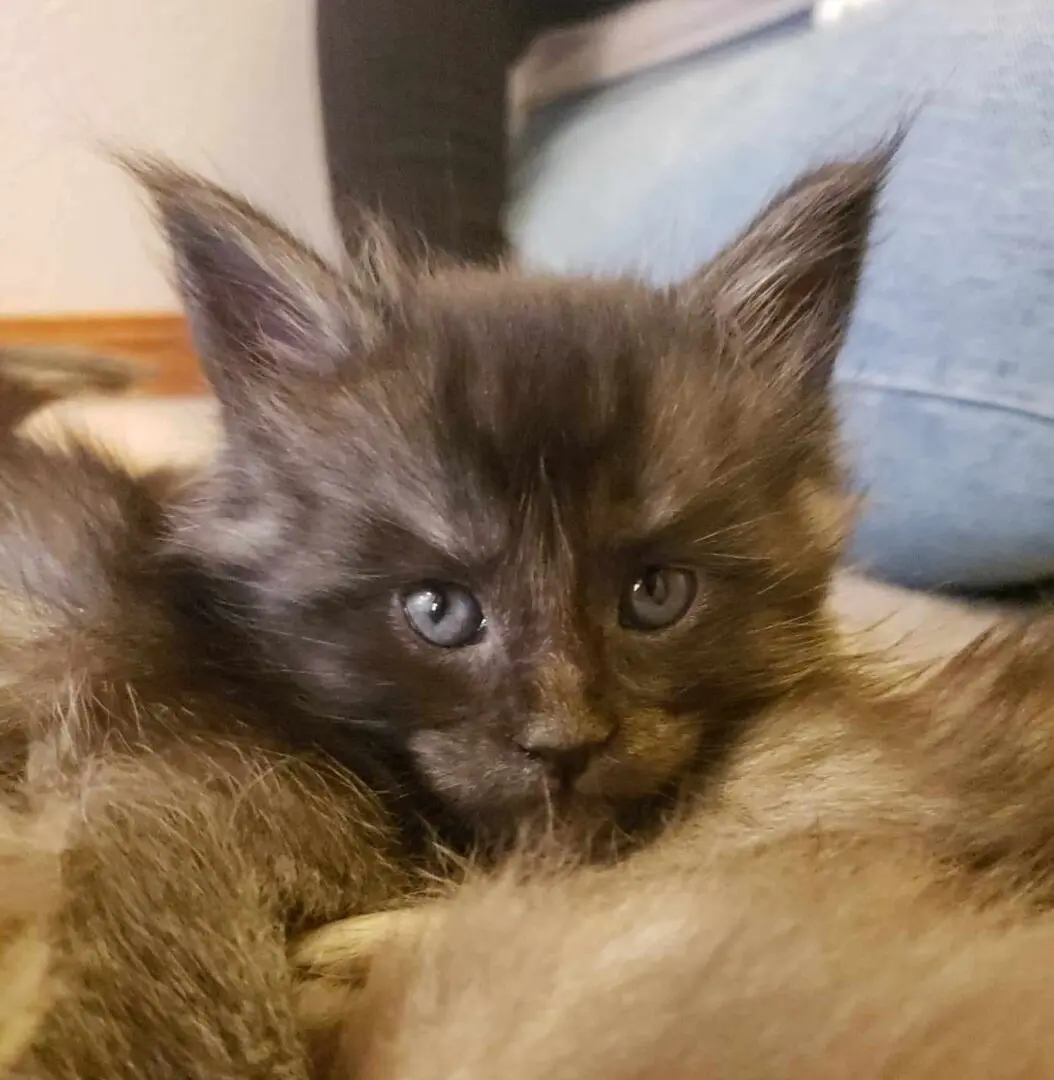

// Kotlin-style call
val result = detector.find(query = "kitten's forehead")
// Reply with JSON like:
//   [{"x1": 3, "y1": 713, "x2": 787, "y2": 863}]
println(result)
[
  {"x1": 423, "y1": 273, "x2": 670, "y2": 437},
  {"x1": 418, "y1": 269, "x2": 666, "y2": 385},
  {"x1": 415, "y1": 273, "x2": 682, "y2": 528},
  {"x1": 334, "y1": 269, "x2": 734, "y2": 562}
]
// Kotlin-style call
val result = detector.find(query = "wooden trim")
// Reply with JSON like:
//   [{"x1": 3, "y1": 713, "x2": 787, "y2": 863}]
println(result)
[{"x1": 0, "y1": 312, "x2": 206, "y2": 396}]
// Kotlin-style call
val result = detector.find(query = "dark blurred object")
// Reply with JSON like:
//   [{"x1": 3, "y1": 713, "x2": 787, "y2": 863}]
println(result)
[
  {"x1": 527, "y1": 1, "x2": 630, "y2": 28},
  {"x1": 316, "y1": 0, "x2": 629, "y2": 264}
]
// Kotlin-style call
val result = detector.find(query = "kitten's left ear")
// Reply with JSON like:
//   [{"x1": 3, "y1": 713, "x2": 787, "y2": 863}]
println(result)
[
  {"x1": 682, "y1": 131, "x2": 903, "y2": 394},
  {"x1": 123, "y1": 157, "x2": 402, "y2": 421}
]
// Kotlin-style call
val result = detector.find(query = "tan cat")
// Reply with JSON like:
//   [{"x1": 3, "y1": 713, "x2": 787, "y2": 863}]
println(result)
[{"x1": 323, "y1": 842, "x2": 1054, "y2": 1080}]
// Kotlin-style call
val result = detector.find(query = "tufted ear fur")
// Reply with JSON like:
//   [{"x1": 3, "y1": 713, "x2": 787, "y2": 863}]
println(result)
[
  {"x1": 682, "y1": 131, "x2": 903, "y2": 400},
  {"x1": 125, "y1": 158, "x2": 407, "y2": 429}
]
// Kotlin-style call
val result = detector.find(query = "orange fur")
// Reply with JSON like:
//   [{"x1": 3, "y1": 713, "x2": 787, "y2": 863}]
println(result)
[
  {"x1": 333, "y1": 842, "x2": 1054, "y2": 1080},
  {"x1": 0, "y1": 800, "x2": 68, "y2": 1076}
]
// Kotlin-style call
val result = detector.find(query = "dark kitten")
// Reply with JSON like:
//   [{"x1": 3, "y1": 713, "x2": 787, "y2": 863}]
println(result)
[
  {"x1": 149, "y1": 137, "x2": 894, "y2": 846},
  {"x1": 7, "y1": 135, "x2": 969, "y2": 1079},
  {"x1": 13, "y1": 136, "x2": 1054, "y2": 1078}
]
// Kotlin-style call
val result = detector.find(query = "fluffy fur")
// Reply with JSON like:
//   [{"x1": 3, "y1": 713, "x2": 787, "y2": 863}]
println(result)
[
  {"x1": 9, "y1": 754, "x2": 416, "y2": 1080},
  {"x1": 0, "y1": 344, "x2": 419, "y2": 1078},
  {"x1": 0, "y1": 351, "x2": 124, "y2": 1072},
  {"x1": 122, "y1": 139, "x2": 900, "y2": 852},
  {"x1": 330, "y1": 846, "x2": 1054, "y2": 1080},
  {"x1": 0, "y1": 800, "x2": 68, "y2": 1077},
  {"x1": 302, "y1": 603, "x2": 1054, "y2": 1075},
  {"x1": 8, "y1": 132, "x2": 1054, "y2": 1079}
]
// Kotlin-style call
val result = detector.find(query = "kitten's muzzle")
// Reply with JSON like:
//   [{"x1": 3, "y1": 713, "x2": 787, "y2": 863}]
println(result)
[{"x1": 514, "y1": 719, "x2": 617, "y2": 791}]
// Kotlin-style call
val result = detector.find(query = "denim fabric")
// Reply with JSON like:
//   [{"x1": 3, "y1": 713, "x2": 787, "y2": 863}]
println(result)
[{"x1": 509, "y1": 0, "x2": 1054, "y2": 590}]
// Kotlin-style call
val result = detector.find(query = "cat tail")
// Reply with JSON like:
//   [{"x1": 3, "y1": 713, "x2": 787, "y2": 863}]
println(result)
[
  {"x1": 0, "y1": 346, "x2": 143, "y2": 438},
  {"x1": 0, "y1": 799, "x2": 69, "y2": 1077}
]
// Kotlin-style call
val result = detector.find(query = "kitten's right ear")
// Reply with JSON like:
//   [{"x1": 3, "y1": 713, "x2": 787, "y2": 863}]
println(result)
[{"x1": 123, "y1": 158, "x2": 404, "y2": 421}]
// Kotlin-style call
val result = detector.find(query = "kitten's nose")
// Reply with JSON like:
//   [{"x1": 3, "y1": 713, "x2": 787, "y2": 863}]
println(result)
[{"x1": 516, "y1": 722, "x2": 614, "y2": 789}]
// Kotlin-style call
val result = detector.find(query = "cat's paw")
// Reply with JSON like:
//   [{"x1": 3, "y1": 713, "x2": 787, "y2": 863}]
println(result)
[
  {"x1": 291, "y1": 905, "x2": 438, "y2": 1072},
  {"x1": 290, "y1": 904, "x2": 436, "y2": 984}
]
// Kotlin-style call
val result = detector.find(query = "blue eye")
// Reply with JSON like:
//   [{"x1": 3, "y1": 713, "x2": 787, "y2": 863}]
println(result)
[
  {"x1": 401, "y1": 582, "x2": 486, "y2": 648},
  {"x1": 619, "y1": 567, "x2": 697, "y2": 631}
]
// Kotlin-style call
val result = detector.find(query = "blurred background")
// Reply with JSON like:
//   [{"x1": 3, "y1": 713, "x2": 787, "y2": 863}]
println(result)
[{"x1": 0, "y1": 1, "x2": 342, "y2": 394}]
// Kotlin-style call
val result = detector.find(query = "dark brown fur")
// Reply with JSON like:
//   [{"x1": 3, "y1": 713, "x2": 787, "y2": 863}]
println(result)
[
  {"x1": 126, "y1": 140, "x2": 891, "y2": 852},
  {"x1": 0, "y1": 145, "x2": 889, "y2": 1077}
]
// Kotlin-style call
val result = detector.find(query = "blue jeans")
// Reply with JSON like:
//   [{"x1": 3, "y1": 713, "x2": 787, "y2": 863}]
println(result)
[{"x1": 510, "y1": 0, "x2": 1054, "y2": 591}]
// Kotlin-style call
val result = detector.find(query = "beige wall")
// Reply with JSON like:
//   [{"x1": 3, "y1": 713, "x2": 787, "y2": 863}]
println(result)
[{"x1": 0, "y1": 1, "x2": 341, "y2": 315}]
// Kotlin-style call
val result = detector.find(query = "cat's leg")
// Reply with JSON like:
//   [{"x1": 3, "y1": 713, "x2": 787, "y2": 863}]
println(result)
[
  {"x1": 292, "y1": 907, "x2": 434, "y2": 984},
  {"x1": 292, "y1": 905, "x2": 440, "y2": 1076},
  {"x1": 9, "y1": 748, "x2": 417, "y2": 1080},
  {"x1": 0, "y1": 798, "x2": 67, "y2": 1076}
]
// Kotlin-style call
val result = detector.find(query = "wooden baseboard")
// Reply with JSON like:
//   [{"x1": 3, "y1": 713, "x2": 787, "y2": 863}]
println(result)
[{"x1": 0, "y1": 313, "x2": 206, "y2": 396}]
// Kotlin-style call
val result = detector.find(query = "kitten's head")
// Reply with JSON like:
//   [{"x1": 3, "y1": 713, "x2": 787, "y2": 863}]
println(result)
[{"x1": 137, "y1": 139, "x2": 895, "y2": 841}]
